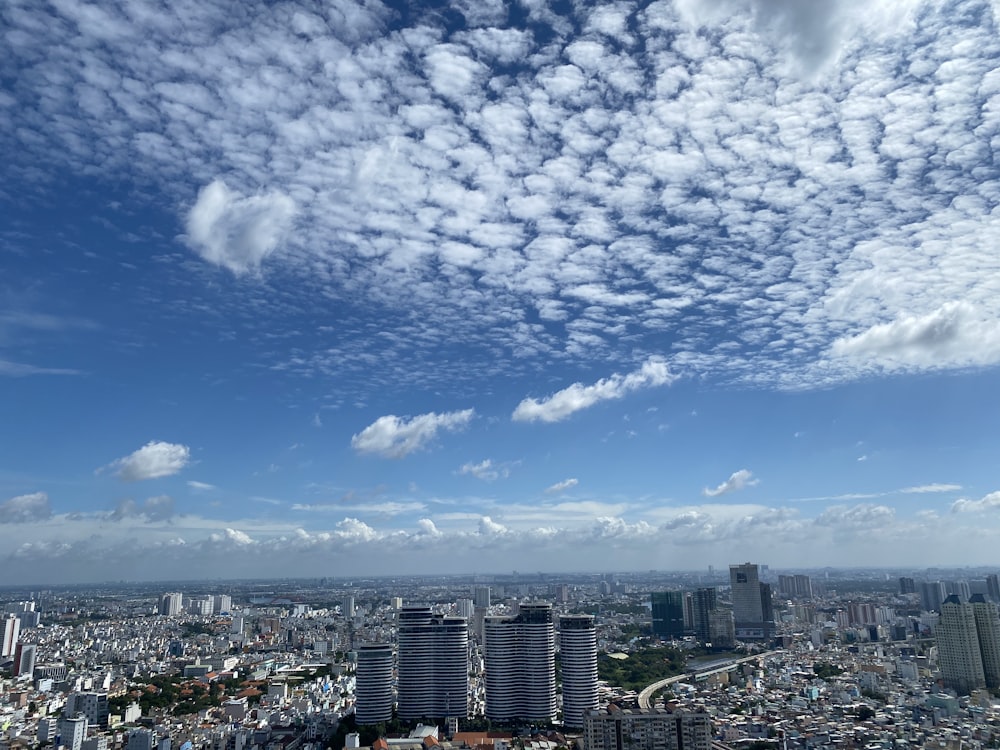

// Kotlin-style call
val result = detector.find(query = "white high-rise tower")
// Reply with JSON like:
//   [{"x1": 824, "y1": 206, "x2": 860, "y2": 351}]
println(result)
[
  {"x1": 559, "y1": 615, "x2": 598, "y2": 729},
  {"x1": 937, "y1": 594, "x2": 986, "y2": 694},
  {"x1": 485, "y1": 602, "x2": 556, "y2": 722},
  {"x1": 355, "y1": 644, "x2": 393, "y2": 725},
  {"x1": 396, "y1": 607, "x2": 468, "y2": 720}
]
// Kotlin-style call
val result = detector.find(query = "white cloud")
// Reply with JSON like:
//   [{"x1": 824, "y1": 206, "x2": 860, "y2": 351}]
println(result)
[
  {"x1": 901, "y1": 483, "x2": 962, "y2": 494},
  {"x1": 545, "y1": 478, "x2": 579, "y2": 495},
  {"x1": 109, "y1": 495, "x2": 175, "y2": 522},
  {"x1": 184, "y1": 180, "x2": 297, "y2": 275},
  {"x1": 702, "y1": 469, "x2": 758, "y2": 498},
  {"x1": 831, "y1": 302, "x2": 1000, "y2": 370},
  {"x1": 0, "y1": 492, "x2": 52, "y2": 523},
  {"x1": 458, "y1": 459, "x2": 508, "y2": 481},
  {"x1": 0, "y1": 359, "x2": 81, "y2": 377},
  {"x1": 951, "y1": 491, "x2": 1000, "y2": 514},
  {"x1": 816, "y1": 503, "x2": 895, "y2": 528},
  {"x1": 512, "y1": 358, "x2": 675, "y2": 423},
  {"x1": 106, "y1": 441, "x2": 191, "y2": 481},
  {"x1": 187, "y1": 481, "x2": 216, "y2": 491},
  {"x1": 351, "y1": 409, "x2": 474, "y2": 458}
]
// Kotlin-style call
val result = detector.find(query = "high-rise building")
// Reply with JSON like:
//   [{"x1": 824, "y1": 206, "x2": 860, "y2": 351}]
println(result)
[
  {"x1": 158, "y1": 593, "x2": 183, "y2": 616},
  {"x1": 920, "y1": 581, "x2": 947, "y2": 613},
  {"x1": 690, "y1": 588, "x2": 717, "y2": 644},
  {"x1": 730, "y1": 563, "x2": 774, "y2": 641},
  {"x1": 650, "y1": 592, "x2": 685, "y2": 639},
  {"x1": 970, "y1": 594, "x2": 1000, "y2": 688},
  {"x1": 559, "y1": 615, "x2": 598, "y2": 729},
  {"x1": 213, "y1": 595, "x2": 232, "y2": 614},
  {"x1": 59, "y1": 715, "x2": 89, "y2": 750},
  {"x1": 65, "y1": 692, "x2": 110, "y2": 729},
  {"x1": 485, "y1": 603, "x2": 556, "y2": 722},
  {"x1": 584, "y1": 708, "x2": 712, "y2": 750},
  {"x1": 937, "y1": 594, "x2": 986, "y2": 694},
  {"x1": 2, "y1": 614, "x2": 20, "y2": 657},
  {"x1": 987, "y1": 574, "x2": 1000, "y2": 603},
  {"x1": 14, "y1": 642, "x2": 36, "y2": 678},
  {"x1": 396, "y1": 607, "x2": 468, "y2": 720},
  {"x1": 354, "y1": 644, "x2": 394, "y2": 725},
  {"x1": 899, "y1": 577, "x2": 916, "y2": 595},
  {"x1": 472, "y1": 586, "x2": 491, "y2": 609},
  {"x1": 708, "y1": 607, "x2": 736, "y2": 648},
  {"x1": 344, "y1": 596, "x2": 356, "y2": 618},
  {"x1": 456, "y1": 598, "x2": 474, "y2": 620},
  {"x1": 949, "y1": 580, "x2": 972, "y2": 602},
  {"x1": 126, "y1": 729, "x2": 156, "y2": 750},
  {"x1": 778, "y1": 575, "x2": 813, "y2": 598}
]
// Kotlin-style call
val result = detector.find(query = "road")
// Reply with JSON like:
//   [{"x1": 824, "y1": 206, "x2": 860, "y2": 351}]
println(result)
[{"x1": 636, "y1": 650, "x2": 781, "y2": 709}]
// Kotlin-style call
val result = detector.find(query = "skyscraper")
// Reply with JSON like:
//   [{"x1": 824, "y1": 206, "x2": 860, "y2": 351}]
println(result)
[
  {"x1": 355, "y1": 644, "x2": 394, "y2": 725},
  {"x1": 559, "y1": 615, "x2": 598, "y2": 729},
  {"x1": 987, "y1": 574, "x2": 1000, "y2": 603},
  {"x1": 730, "y1": 563, "x2": 774, "y2": 641},
  {"x1": 937, "y1": 594, "x2": 986, "y2": 694},
  {"x1": 920, "y1": 581, "x2": 947, "y2": 613},
  {"x1": 650, "y1": 592, "x2": 686, "y2": 639},
  {"x1": 396, "y1": 607, "x2": 468, "y2": 720},
  {"x1": 14, "y1": 642, "x2": 36, "y2": 678},
  {"x1": 2, "y1": 614, "x2": 20, "y2": 657},
  {"x1": 970, "y1": 594, "x2": 1000, "y2": 689},
  {"x1": 691, "y1": 588, "x2": 717, "y2": 644},
  {"x1": 899, "y1": 577, "x2": 916, "y2": 595},
  {"x1": 485, "y1": 603, "x2": 557, "y2": 722}
]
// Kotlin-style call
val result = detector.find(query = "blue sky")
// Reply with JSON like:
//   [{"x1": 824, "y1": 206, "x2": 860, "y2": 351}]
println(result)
[{"x1": 2, "y1": 0, "x2": 1000, "y2": 583}]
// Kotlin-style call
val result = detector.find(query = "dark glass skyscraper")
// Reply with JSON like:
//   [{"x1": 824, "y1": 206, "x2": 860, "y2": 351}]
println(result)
[{"x1": 650, "y1": 591, "x2": 686, "y2": 639}]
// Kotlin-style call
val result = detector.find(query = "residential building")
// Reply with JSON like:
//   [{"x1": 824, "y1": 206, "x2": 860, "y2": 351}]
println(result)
[
  {"x1": 158, "y1": 592, "x2": 183, "y2": 616},
  {"x1": 65, "y1": 691, "x2": 110, "y2": 729},
  {"x1": 584, "y1": 708, "x2": 712, "y2": 750},
  {"x1": 14, "y1": 642, "x2": 36, "y2": 677},
  {"x1": 970, "y1": 594, "x2": 1000, "y2": 688},
  {"x1": 921, "y1": 581, "x2": 947, "y2": 613},
  {"x1": 987, "y1": 574, "x2": 1000, "y2": 603},
  {"x1": 899, "y1": 577, "x2": 916, "y2": 595},
  {"x1": 690, "y1": 588, "x2": 717, "y2": 644},
  {"x1": 559, "y1": 615, "x2": 598, "y2": 729},
  {"x1": 485, "y1": 602, "x2": 556, "y2": 722},
  {"x1": 397, "y1": 607, "x2": 468, "y2": 720},
  {"x1": 59, "y1": 715, "x2": 88, "y2": 750},
  {"x1": 355, "y1": 643, "x2": 394, "y2": 725},
  {"x1": 936, "y1": 594, "x2": 986, "y2": 694}
]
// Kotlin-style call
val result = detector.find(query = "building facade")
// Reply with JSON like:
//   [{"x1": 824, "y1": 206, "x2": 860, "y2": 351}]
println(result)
[
  {"x1": 937, "y1": 594, "x2": 986, "y2": 694},
  {"x1": 584, "y1": 708, "x2": 712, "y2": 750},
  {"x1": 559, "y1": 615, "x2": 598, "y2": 729},
  {"x1": 485, "y1": 603, "x2": 556, "y2": 722},
  {"x1": 354, "y1": 643, "x2": 394, "y2": 725},
  {"x1": 729, "y1": 563, "x2": 774, "y2": 641},
  {"x1": 651, "y1": 592, "x2": 685, "y2": 639},
  {"x1": 396, "y1": 607, "x2": 469, "y2": 720}
]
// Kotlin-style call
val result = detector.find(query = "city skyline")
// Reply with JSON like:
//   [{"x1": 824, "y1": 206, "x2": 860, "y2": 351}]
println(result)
[{"x1": 4, "y1": 0, "x2": 1000, "y2": 583}]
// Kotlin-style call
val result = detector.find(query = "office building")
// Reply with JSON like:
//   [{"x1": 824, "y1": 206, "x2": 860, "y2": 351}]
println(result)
[
  {"x1": 730, "y1": 563, "x2": 774, "y2": 641},
  {"x1": 937, "y1": 595, "x2": 986, "y2": 694},
  {"x1": 2, "y1": 614, "x2": 20, "y2": 657},
  {"x1": 485, "y1": 602, "x2": 556, "y2": 722},
  {"x1": 899, "y1": 577, "x2": 916, "y2": 595},
  {"x1": 559, "y1": 615, "x2": 598, "y2": 729},
  {"x1": 690, "y1": 588, "x2": 717, "y2": 644},
  {"x1": 584, "y1": 708, "x2": 712, "y2": 750},
  {"x1": 59, "y1": 715, "x2": 89, "y2": 750},
  {"x1": 126, "y1": 729, "x2": 156, "y2": 750},
  {"x1": 650, "y1": 592, "x2": 685, "y2": 639},
  {"x1": 14, "y1": 642, "x2": 36, "y2": 677},
  {"x1": 397, "y1": 607, "x2": 468, "y2": 720},
  {"x1": 354, "y1": 644, "x2": 394, "y2": 725},
  {"x1": 158, "y1": 592, "x2": 183, "y2": 616}
]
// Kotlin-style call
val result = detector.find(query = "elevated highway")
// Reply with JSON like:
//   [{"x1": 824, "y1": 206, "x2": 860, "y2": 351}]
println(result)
[{"x1": 636, "y1": 650, "x2": 781, "y2": 709}]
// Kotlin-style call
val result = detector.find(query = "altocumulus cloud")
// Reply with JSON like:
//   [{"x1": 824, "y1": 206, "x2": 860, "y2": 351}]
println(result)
[
  {"x1": 513, "y1": 358, "x2": 675, "y2": 423},
  {"x1": 105, "y1": 441, "x2": 191, "y2": 481},
  {"x1": 185, "y1": 180, "x2": 297, "y2": 275},
  {"x1": 352, "y1": 409, "x2": 474, "y2": 458}
]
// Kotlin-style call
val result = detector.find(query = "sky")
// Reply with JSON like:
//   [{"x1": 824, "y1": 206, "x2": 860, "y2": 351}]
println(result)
[{"x1": 2, "y1": 0, "x2": 1000, "y2": 584}]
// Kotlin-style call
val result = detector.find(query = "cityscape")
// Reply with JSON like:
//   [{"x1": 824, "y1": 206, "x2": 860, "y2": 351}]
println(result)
[{"x1": 5, "y1": 564, "x2": 1000, "y2": 750}]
